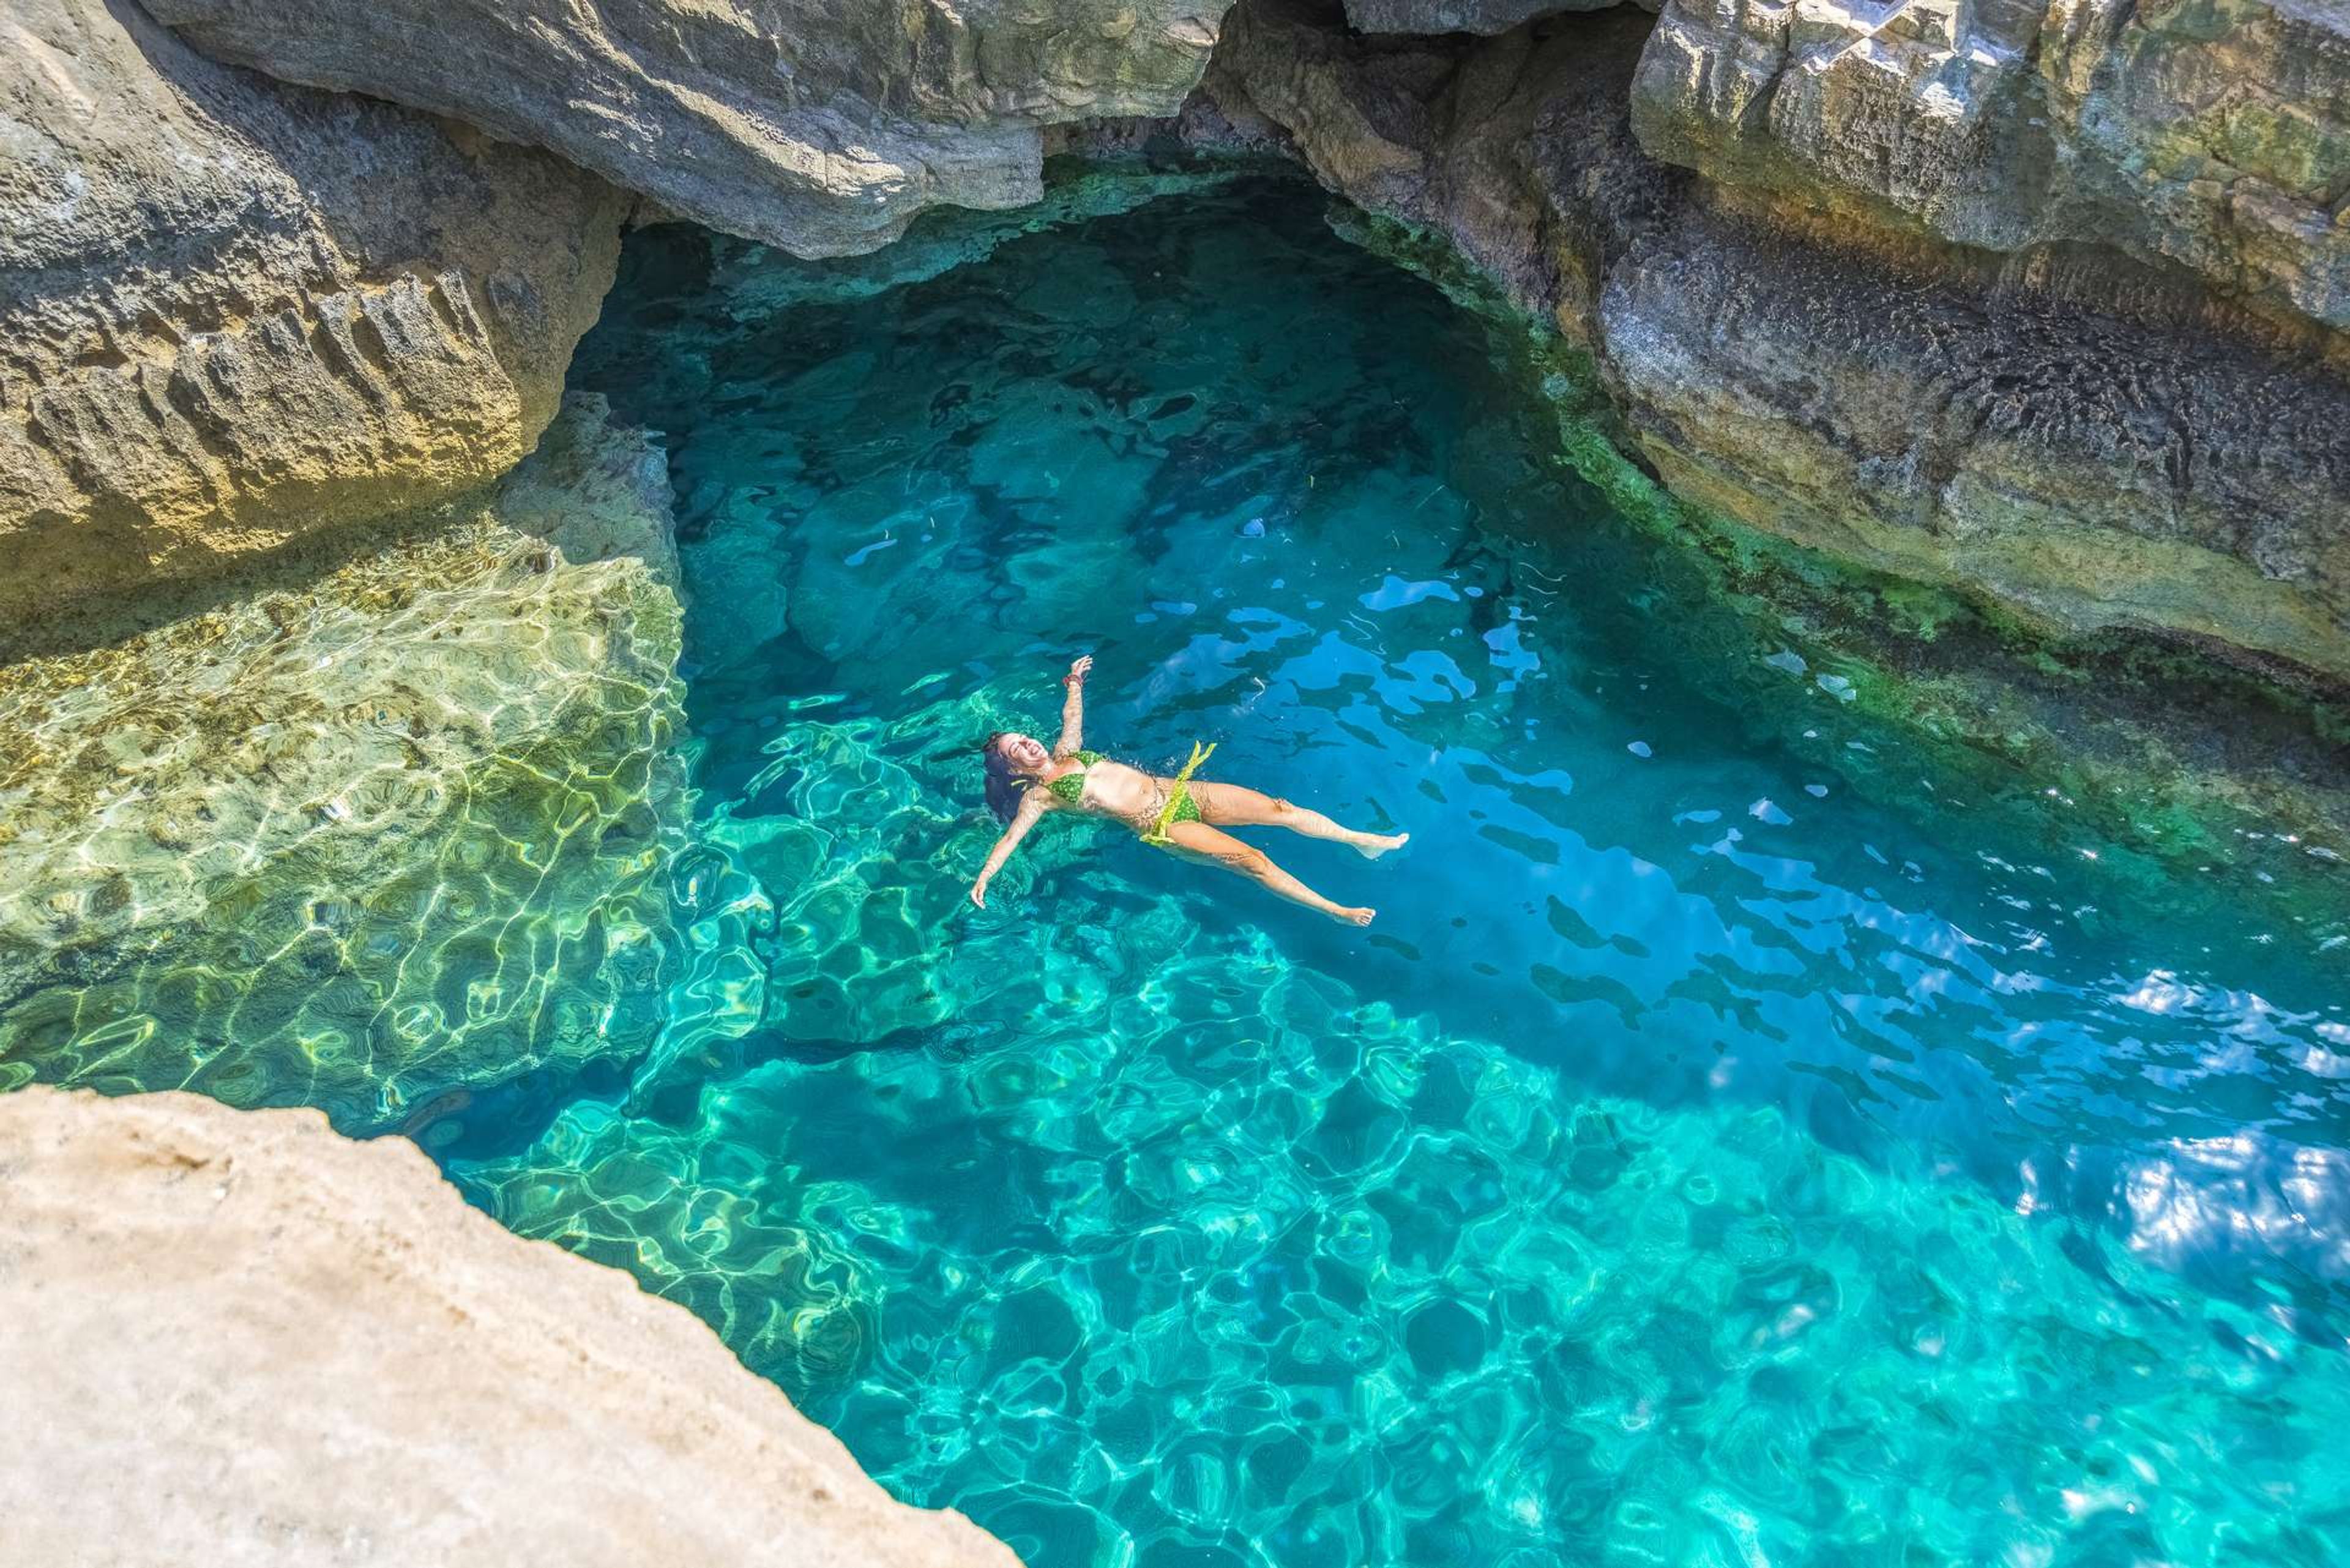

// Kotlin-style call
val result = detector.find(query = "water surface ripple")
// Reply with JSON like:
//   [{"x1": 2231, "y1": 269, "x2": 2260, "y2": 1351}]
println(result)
[
  {"x1": 453, "y1": 177, "x2": 2350, "y2": 1568},
  {"x1": 349, "y1": 175, "x2": 2350, "y2": 1563}
]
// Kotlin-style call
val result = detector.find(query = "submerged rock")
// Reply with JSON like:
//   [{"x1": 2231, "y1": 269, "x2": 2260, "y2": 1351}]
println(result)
[
  {"x1": 1185, "y1": 0, "x2": 2350, "y2": 682},
  {"x1": 0, "y1": 396, "x2": 686, "y2": 1129},
  {"x1": 0, "y1": 1086, "x2": 1016, "y2": 1568},
  {"x1": 151, "y1": 0, "x2": 1238, "y2": 259},
  {"x1": 0, "y1": 0, "x2": 628, "y2": 624}
]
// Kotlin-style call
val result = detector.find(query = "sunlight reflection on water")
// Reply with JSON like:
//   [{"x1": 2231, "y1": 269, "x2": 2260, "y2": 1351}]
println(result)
[{"x1": 443, "y1": 174, "x2": 2350, "y2": 1567}]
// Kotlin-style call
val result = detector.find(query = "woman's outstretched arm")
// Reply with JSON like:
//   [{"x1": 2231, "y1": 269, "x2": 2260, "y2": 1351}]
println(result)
[
  {"x1": 970, "y1": 792, "x2": 1049, "y2": 908},
  {"x1": 1053, "y1": 654, "x2": 1093, "y2": 756}
]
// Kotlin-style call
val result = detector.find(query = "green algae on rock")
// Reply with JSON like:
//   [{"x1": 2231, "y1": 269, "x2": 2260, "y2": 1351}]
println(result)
[
  {"x1": 1329, "y1": 196, "x2": 2350, "y2": 896},
  {"x1": 0, "y1": 396, "x2": 685, "y2": 1130}
]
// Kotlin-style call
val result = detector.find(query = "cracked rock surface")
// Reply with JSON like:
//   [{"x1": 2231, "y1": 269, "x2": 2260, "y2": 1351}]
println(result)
[{"x1": 1632, "y1": 0, "x2": 2350, "y2": 339}]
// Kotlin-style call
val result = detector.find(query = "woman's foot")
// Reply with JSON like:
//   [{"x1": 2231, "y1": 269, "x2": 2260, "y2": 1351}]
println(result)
[
  {"x1": 1335, "y1": 905, "x2": 1375, "y2": 927},
  {"x1": 1352, "y1": 831, "x2": 1409, "y2": 860}
]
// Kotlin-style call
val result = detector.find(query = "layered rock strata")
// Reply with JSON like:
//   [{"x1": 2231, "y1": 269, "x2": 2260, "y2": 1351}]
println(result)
[
  {"x1": 1189, "y1": 0, "x2": 2350, "y2": 682},
  {"x1": 0, "y1": 1086, "x2": 1016, "y2": 1568},
  {"x1": 0, "y1": 0, "x2": 628, "y2": 623},
  {"x1": 0, "y1": 397, "x2": 685, "y2": 1129},
  {"x1": 151, "y1": 0, "x2": 1237, "y2": 258}
]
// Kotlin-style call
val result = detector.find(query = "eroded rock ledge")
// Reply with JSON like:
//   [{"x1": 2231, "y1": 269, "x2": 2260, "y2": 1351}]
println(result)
[
  {"x1": 4, "y1": 0, "x2": 1242, "y2": 630},
  {"x1": 150, "y1": 0, "x2": 1237, "y2": 259},
  {"x1": 0, "y1": 0, "x2": 628, "y2": 623},
  {"x1": 9, "y1": 0, "x2": 2347, "y2": 688},
  {"x1": 1633, "y1": 0, "x2": 2349, "y2": 342},
  {"x1": 1172, "y1": 0, "x2": 2350, "y2": 684},
  {"x1": 0, "y1": 1086, "x2": 1018, "y2": 1568}
]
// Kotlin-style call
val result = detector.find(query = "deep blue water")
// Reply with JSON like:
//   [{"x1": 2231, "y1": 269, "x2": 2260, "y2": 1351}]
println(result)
[{"x1": 439, "y1": 174, "x2": 2350, "y2": 1566}]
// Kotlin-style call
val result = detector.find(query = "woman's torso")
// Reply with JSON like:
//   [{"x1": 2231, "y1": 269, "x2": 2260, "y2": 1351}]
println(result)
[{"x1": 1048, "y1": 753, "x2": 1161, "y2": 827}]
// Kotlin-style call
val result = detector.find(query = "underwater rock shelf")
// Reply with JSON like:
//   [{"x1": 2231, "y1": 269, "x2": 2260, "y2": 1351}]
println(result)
[{"x1": 0, "y1": 397, "x2": 685, "y2": 1129}]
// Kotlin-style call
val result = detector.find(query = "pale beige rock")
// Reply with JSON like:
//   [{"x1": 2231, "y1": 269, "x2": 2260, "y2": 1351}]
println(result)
[
  {"x1": 0, "y1": 1086, "x2": 1020, "y2": 1568},
  {"x1": 0, "y1": 0, "x2": 627, "y2": 621},
  {"x1": 151, "y1": 0, "x2": 1237, "y2": 259}
]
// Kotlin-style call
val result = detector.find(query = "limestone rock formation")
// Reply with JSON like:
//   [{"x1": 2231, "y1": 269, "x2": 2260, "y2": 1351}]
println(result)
[
  {"x1": 149, "y1": 0, "x2": 1236, "y2": 259},
  {"x1": 1192, "y1": 0, "x2": 2350, "y2": 681},
  {"x1": 1632, "y1": 0, "x2": 2350, "y2": 340},
  {"x1": 0, "y1": 397, "x2": 686, "y2": 1130},
  {"x1": 0, "y1": 1086, "x2": 1019, "y2": 1568},
  {"x1": 0, "y1": 0, "x2": 627, "y2": 624}
]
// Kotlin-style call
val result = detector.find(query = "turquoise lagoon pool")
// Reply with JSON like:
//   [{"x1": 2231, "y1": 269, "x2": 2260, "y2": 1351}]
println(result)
[{"x1": 22, "y1": 172, "x2": 2350, "y2": 1564}]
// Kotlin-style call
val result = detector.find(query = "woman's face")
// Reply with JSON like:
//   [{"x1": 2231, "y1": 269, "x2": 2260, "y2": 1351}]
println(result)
[{"x1": 996, "y1": 732, "x2": 1051, "y2": 773}]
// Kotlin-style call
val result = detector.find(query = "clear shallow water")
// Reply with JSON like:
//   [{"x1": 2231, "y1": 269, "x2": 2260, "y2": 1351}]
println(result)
[
  {"x1": 3, "y1": 165, "x2": 2341, "y2": 1564},
  {"x1": 440, "y1": 175, "x2": 2350, "y2": 1566}
]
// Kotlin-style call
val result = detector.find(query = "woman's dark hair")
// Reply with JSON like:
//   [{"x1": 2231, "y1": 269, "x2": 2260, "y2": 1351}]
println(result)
[{"x1": 981, "y1": 733, "x2": 1029, "y2": 824}]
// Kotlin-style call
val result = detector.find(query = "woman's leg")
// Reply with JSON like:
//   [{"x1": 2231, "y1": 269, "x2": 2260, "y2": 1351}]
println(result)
[
  {"x1": 1160, "y1": 820, "x2": 1374, "y2": 925},
  {"x1": 1187, "y1": 780, "x2": 1408, "y2": 859}
]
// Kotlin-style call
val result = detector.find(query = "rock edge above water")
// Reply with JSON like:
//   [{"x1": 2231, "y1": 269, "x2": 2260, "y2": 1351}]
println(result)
[
  {"x1": 0, "y1": 1086, "x2": 1020, "y2": 1568},
  {"x1": 149, "y1": 0, "x2": 1237, "y2": 259},
  {"x1": 0, "y1": 0, "x2": 628, "y2": 625},
  {"x1": 1179, "y1": 0, "x2": 2350, "y2": 684}
]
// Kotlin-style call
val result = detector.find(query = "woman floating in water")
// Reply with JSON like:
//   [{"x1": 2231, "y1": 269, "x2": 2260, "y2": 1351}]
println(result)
[{"x1": 973, "y1": 655, "x2": 1407, "y2": 925}]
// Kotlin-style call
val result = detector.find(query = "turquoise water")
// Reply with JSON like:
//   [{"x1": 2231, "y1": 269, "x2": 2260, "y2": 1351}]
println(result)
[
  {"x1": 6, "y1": 166, "x2": 2344, "y2": 1565},
  {"x1": 442, "y1": 176, "x2": 2350, "y2": 1566}
]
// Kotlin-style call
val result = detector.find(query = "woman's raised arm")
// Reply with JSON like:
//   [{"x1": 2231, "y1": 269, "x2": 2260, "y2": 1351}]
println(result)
[
  {"x1": 970, "y1": 791, "x2": 1048, "y2": 908},
  {"x1": 1054, "y1": 654, "x2": 1093, "y2": 756}
]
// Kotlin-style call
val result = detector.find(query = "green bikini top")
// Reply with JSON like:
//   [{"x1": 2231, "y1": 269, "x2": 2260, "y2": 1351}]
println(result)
[{"x1": 1045, "y1": 751, "x2": 1105, "y2": 804}]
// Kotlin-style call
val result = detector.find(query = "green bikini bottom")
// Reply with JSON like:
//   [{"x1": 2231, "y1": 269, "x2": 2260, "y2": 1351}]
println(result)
[
  {"x1": 1155, "y1": 788, "x2": 1204, "y2": 832},
  {"x1": 1143, "y1": 741, "x2": 1215, "y2": 844}
]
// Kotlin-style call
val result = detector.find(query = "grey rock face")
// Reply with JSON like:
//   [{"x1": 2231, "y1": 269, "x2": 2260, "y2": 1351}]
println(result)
[
  {"x1": 0, "y1": 0, "x2": 627, "y2": 624},
  {"x1": 0, "y1": 1086, "x2": 1019, "y2": 1567},
  {"x1": 150, "y1": 0, "x2": 1236, "y2": 259},
  {"x1": 1599, "y1": 214, "x2": 2350, "y2": 670},
  {"x1": 1197, "y1": 0, "x2": 2350, "y2": 679},
  {"x1": 1631, "y1": 0, "x2": 2350, "y2": 338}
]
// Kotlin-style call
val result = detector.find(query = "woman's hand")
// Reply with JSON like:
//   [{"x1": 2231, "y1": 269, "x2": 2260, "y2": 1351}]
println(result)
[
  {"x1": 1063, "y1": 654, "x2": 1093, "y2": 687},
  {"x1": 969, "y1": 880, "x2": 988, "y2": 909}
]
